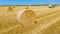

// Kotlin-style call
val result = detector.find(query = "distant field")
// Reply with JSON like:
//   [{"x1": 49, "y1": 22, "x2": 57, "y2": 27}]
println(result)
[{"x1": 0, "y1": 6, "x2": 60, "y2": 34}]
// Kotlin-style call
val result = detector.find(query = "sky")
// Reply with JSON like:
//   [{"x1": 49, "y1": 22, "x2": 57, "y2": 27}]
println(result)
[{"x1": 0, "y1": 0, "x2": 60, "y2": 5}]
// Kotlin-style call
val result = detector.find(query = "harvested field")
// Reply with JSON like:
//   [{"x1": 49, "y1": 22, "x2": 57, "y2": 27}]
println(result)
[{"x1": 0, "y1": 6, "x2": 60, "y2": 34}]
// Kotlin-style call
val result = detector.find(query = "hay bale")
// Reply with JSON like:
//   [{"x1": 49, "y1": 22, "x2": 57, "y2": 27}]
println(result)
[
  {"x1": 7, "y1": 6, "x2": 15, "y2": 12},
  {"x1": 48, "y1": 5, "x2": 55, "y2": 8},
  {"x1": 17, "y1": 9, "x2": 36, "y2": 27}
]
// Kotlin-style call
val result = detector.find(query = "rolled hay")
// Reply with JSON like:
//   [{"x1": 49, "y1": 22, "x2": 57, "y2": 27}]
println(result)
[
  {"x1": 11, "y1": 6, "x2": 15, "y2": 8},
  {"x1": 17, "y1": 9, "x2": 36, "y2": 27},
  {"x1": 7, "y1": 6, "x2": 15, "y2": 12},
  {"x1": 48, "y1": 5, "x2": 55, "y2": 8}
]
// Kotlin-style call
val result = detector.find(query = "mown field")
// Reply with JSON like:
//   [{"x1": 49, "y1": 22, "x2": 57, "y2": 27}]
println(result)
[{"x1": 0, "y1": 6, "x2": 60, "y2": 34}]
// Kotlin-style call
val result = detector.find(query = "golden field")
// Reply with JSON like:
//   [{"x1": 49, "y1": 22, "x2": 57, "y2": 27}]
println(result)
[{"x1": 0, "y1": 6, "x2": 60, "y2": 34}]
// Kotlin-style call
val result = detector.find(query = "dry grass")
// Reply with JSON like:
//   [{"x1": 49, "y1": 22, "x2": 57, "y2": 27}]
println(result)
[{"x1": 0, "y1": 6, "x2": 60, "y2": 34}]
